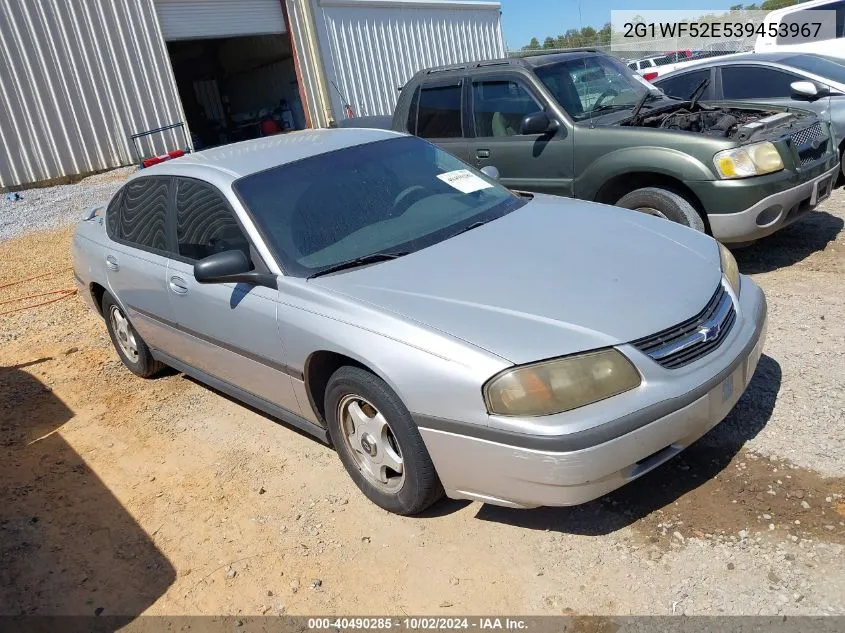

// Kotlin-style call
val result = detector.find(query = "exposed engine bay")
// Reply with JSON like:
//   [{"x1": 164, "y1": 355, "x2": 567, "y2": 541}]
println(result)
[{"x1": 624, "y1": 103, "x2": 803, "y2": 143}]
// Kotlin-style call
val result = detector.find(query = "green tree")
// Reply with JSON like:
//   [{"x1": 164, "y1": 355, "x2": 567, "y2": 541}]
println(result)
[
  {"x1": 543, "y1": 36, "x2": 556, "y2": 49},
  {"x1": 524, "y1": 37, "x2": 541, "y2": 50},
  {"x1": 761, "y1": 0, "x2": 800, "y2": 8}
]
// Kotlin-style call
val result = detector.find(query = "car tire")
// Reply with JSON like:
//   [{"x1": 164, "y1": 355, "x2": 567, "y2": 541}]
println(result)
[
  {"x1": 325, "y1": 365, "x2": 444, "y2": 515},
  {"x1": 102, "y1": 292, "x2": 164, "y2": 378},
  {"x1": 616, "y1": 187, "x2": 706, "y2": 232}
]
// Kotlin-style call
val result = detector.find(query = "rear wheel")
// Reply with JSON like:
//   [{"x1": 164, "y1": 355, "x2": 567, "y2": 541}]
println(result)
[
  {"x1": 102, "y1": 292, "x2": 164, "y2": 378},
  {"x1": 325, "y1": 366, "x2": 443, "y2": 515},
  {"x1": 616, "y1": 187, "x2": 706, "y2": 233}
]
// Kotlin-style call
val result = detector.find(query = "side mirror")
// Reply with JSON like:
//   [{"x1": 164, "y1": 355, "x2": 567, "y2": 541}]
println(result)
[
  {"x1": 790, "y1": 80, "x2": 830, "y2": 101},
  {"x1": 520, "y1": 111, "x2": 559, "y2": 136},
  {"x1": 480, "y1": 165, "x2": 500, "y2": 180},
  {"x1": 194, "y1": 250, "x2": 277, "y2": 289}
]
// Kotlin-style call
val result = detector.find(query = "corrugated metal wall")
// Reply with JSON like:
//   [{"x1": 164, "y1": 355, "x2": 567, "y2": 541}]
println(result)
[
  {"x1": 285, "y1": 0, "x2": 335, "y2": 128},
  {"x1": 154, "y1": 0, "x2": 286, "y2": 41},
  {"x1": 0, "y1": 0, "x2": 186, "y2": 189},
  {"x1": 313, "y1": 0, "x2": 505, "y2": 118}
]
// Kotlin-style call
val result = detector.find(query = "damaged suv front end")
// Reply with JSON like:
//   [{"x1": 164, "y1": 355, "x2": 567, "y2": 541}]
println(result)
[{"x1": 530, "y1": 52, "x2": 839, "y2": 244}]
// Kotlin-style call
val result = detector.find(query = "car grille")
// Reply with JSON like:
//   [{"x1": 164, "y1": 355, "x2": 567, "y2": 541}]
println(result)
[
  {"x1": 790, "y1": 122, "x2": 828, "y2": 166},
  {"x1": 631, "y1": 285, "x2": 736, "y2": 369}
]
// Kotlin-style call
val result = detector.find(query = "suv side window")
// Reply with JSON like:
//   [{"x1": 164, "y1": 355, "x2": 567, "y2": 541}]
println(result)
[
  {"x1": 721, "y1": 66, "x2": 801, "y2": 99},
  {"x1": 118, "y1": 177, "x2": 170, "y2": 253},
  {"x1": 656, "y1": 69, "x2": 710, "y2": 99},
  {"x1": 416, "y1": 83, "x2": 463, "y2": 138},
  {"x1": 174, "y1": 178, "x2": 252, "y2": 263},
  {"x1": 472, "y1": 79, "x2": 541, "y2": 137}
]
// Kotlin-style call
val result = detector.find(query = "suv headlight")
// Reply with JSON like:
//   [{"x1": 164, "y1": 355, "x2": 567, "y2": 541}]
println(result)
[
  {"x1": 714, "y1": 142, "x2": 784, "y2": 179},
  {"x1": 484, "y1": 349, "x2": 641, "y2": 417},
  {"x1": 719, "y1": 242, "x2": 740, "y2": 295}
]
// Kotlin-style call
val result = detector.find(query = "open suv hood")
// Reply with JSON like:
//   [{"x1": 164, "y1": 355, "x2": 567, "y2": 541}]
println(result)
[{"x1": 619, "y1": 100, "x2": 816, "y2": 144}]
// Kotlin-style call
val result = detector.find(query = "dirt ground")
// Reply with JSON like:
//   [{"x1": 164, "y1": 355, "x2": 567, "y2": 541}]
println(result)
[{"x1": 1, "y1": 195, "x2": 844, "y2": 619}]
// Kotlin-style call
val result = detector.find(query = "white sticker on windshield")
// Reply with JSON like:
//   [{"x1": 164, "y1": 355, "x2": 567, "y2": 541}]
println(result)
[{"x1": 437, "y1": 169, "x2": 494, "y2": 194}]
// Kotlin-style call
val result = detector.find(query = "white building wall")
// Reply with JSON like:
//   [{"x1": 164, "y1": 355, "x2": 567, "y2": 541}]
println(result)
[
  {"x1": 0, "y1": 0, "x2": 187, "y2": 188},
  {"x1": 312, "y1": 0, "x2": 505, "y2": 118}
]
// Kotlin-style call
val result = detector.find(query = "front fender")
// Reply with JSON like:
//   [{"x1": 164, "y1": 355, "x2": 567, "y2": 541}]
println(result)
[{"x1": 576, "y1": 146, "x2": 716, "y2": 201}]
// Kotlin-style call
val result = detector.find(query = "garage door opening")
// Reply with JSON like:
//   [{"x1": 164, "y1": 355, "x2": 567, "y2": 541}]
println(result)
[{"x1": 166, "y1": 33, "x2": 307, "y2": 150}]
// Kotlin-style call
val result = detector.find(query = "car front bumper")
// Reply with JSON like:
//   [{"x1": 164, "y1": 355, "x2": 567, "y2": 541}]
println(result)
[
  {"x1": 707, "y1": 163, "x2": 839, "y2": 244},
  {"x1": 416, "y1": 280, "x2": 768, "y2": 509}
]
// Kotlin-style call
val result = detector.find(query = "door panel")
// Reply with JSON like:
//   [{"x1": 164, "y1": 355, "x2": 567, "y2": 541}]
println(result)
[
  {"x1": 105, "y1": 245, "x2": 182, "y2": 352},
  {"x1": 468, "y1": 76, "x2": 574, "y2": 196},
  {"x1": 164, "y1": 177, "x2": 300, "y2": 414},
  {"x1": 165, "y1": 260, "x2": 299, "y2": 413}
]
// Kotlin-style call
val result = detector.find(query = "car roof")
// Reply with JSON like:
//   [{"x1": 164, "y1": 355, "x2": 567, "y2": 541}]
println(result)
[
  {"x1": 415, "y1": 49, "x2": 606, "y2": 77},
  {"x1": 136, "y1": 128, "x2": 405, "y2": 182},
  {"x1": 659, "y1": 51, "x2": 819, "y2": 73}
]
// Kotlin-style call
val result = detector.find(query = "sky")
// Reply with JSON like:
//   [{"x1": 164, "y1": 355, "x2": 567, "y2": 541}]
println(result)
[{"x1": 498, "y1": 0, "x2": 740, "y2": 49}]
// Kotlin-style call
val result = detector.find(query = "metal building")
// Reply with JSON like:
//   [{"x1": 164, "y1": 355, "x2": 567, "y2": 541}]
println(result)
[{"x1": 0, "y1": 0, "x2": 505, "y2": 189}]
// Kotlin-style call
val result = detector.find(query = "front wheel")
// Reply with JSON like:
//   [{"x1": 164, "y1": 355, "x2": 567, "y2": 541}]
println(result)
[
  {"x1": 616, "y1": 187, "x2": 706, "y2": 233},
  {"x1": 325, "y1": 366, "x2": 444, "y2": 515}
]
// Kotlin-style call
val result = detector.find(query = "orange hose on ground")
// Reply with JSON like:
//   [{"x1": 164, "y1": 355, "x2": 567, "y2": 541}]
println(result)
[
  {"x1": 0, "y1": 289, "x2": 77, "y2": 316},
  {"x1": 0, "y1": 267, "x2": 72, "y2": 290}
]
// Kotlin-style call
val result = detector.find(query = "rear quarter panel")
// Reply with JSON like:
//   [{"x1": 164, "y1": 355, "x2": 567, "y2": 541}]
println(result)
[{"x1": 72, "y1": 205, "x2": 114, "y2": 315}]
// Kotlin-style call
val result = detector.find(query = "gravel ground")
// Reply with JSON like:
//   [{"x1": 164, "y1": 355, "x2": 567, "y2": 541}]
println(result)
[
  {"x1": 0, "y1": 182, "x2": 843, "y2": 618},
  {"x1": 0, "y1": 167, "x2": 135, "y2": 241}
]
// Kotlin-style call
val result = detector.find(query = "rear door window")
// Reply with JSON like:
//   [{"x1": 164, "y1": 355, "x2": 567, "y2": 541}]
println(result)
[
  {"x1": 721, "y1": 66, "x2": 801, "y2": 99},
  {"x1": 656, "y1": 69, "x2": 711, "y2": 99},
  {"x1": 174, "y1": 178, "x2": 252, "y2": 263},
  {"x1": 117, "y1": 177, "x2": 171, "y2": 253},
  {"x1": 417, "y1": 83, "x2": 463, "y2": 138}
]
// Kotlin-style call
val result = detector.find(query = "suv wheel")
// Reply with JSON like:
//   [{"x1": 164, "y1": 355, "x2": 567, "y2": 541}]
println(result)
[
  {"x1": 325, "y1": 366, "x2": 444, "y2": 515},
  {"x1": 102, "y1": 292, "x2": 165, "y2": 378},
  {"x1": 616, "y1": 187, "x2": 706, "y2": 232}
]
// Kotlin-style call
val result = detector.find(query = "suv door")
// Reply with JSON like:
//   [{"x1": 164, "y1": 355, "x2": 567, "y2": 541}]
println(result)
[
  {"x1": 468, "y1": 74, "x2": 574, "y2": 196},
  {"x1": 104, "y1": 176, "x2": 182, "y2": 353},
  {"x1": 164, "y1": 177, "x2": 300, "y2": 414},
  {"x1": 409, "y1": 80, "x2": 472, "y2": 162}
]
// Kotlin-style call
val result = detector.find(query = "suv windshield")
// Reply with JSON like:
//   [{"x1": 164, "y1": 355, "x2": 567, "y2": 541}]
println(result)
[
  {"x1": 534, "y1": 55, "x2": 660, "y2": 120},
  {"x1": 234, "y1": 136, "x2": 525, "y2": 278}
]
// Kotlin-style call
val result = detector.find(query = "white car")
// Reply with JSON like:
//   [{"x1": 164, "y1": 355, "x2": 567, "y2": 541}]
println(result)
[{"x1": 755, "y1": 0, "x2": 845, "y2": 60}]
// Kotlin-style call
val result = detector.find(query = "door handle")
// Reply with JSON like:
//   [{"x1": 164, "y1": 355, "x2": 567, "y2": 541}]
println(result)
[
  {"x1": 476, "y1": 149, "x2": 491, "y2": 159},
  {"x1": 105, "y1": 255, "x2": 119, "y2": 271},
  {"x1": 169, "y1": 276, "x2": 189, "y2": 296}
]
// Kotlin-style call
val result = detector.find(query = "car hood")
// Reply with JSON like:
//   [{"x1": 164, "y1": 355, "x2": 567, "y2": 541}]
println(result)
[{"x1": 311, "y1": 194, "x2": 722, "y2": 364}]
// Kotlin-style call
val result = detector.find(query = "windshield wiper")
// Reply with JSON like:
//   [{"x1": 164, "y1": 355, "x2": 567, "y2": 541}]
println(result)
[
  {"x1": 687, "y1": 77, "x2": 711, "y2": 110},
  {"x1": 451, "y1": 220, "x2": 488, "y2": 238},
  {"x1": 308, "y1": 252, "x2": 409, "y2": 279},
  {"x1": 630, "y1": 91, "x2": 660, "y2": 123}
]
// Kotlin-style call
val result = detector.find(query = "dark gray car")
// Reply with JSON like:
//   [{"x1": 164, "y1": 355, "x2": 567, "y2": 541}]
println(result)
[{"x1": 655, "y1": 52, "x2": 845, "y2": 178}]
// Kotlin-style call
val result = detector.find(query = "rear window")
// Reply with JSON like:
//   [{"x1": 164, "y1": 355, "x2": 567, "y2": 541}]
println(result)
[
  {"x1": 417, "y1": 83, "x2": 463, "y2": 138},
  {"x1": 116, "y1": 178, "x2": 170, "y2": 252}
]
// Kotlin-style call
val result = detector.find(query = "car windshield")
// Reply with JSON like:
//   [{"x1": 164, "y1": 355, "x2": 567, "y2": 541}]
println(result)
[
  {"x1": 535, "y1": 55, "x2": 660, "y2": 120},
  {"x1": 781, "y1": 54, "x2": 845, "y2": 85},
  {"x1": 233, "y1": 136, "x2": 525, "y2": 278}
]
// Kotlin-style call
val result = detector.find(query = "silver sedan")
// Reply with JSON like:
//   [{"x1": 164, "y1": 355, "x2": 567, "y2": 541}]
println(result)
[{"x1": 72, "y1": 129, "x2": 767, "y2": 514}]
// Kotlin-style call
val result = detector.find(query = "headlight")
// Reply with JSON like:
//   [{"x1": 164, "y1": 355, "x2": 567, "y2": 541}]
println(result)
[
  {"x1": 719, "y1": 242, "x2": 740, "y2": 295},
  {"x1": 484, "y1": 349, "x2": 641, "y2": 417},
  {"x1": 713, "y1": 142, "x2": 784, "y2": 179}
]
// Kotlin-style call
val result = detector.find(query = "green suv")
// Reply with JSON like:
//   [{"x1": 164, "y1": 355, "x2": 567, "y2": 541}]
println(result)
[{"x1": 389, "y1": 50, "x2": 839, "y2": 244}]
